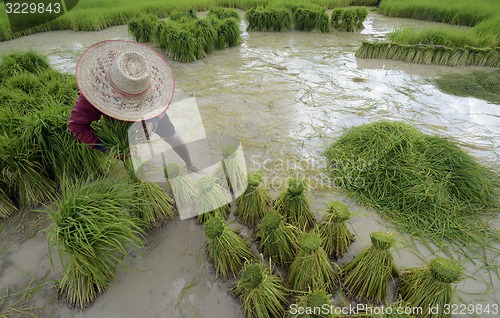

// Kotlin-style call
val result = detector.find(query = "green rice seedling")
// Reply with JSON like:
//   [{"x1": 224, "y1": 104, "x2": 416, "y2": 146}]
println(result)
[
  {"x1": 233, "y1": 260, "x2": 288, "y2": 318},
  {"x1": 164, "y1": 162, "x2": 198, "y2": 210},
  {"x1": 294, "y1": 7, "x2": 329, "y2": 33},
  {"x1": 288, "y1": 230, "x2": 339, "y2": 292},
  {"x1": 212, "y1": 17, "x2": 241, "y2": 49},
  {"x1": 169, "y1": 8, "x2": 198, "y2": 22},
  {"x1": 208, "y1": 7, "x2": 240, "y2": 20},
  {"x1": 164, "y1": 20, "x2": 198, "y2": 62},
  {"x1": 93, "y1": 117, "x2": 132, "y2": 156},
  {"x1": 133, "y1": 180, "x2": 174, "y2": 228},
  {"x1": 235, "y1": 171, "x2": 271, "y2": 227},
  {"x1": 48, "y1": 177, "x2": 143, "y2": 309},
  {"x1": 332, "y1": 8, "x2": 364, "y2": 32},
  {"x1": 196, "y1": 176, "x2": 230, "y2": 223},
  {"x1": 288, "y1": 289, "x2": 337, "y2": 318},
  {"x1": 317, "y1": 201, "x2": 354, "y2": 259},
  {"x1": 256, "y1": 210, "x2": 301, "y2": 267},
  {"x1": 204, "y1": 216, "x2": 254, "y2": 279},
  {"x1": 355, "y1": 8, "x2": 368, "y2": 29},
  {"x1": 435, "y1": 69, "x2": 500, "y2": 104},
  {"x1": 246, "y1": 6, "x2": 293, "y2": 32},
  {"x1": 191, "y1": 19, "x2": 217, "y2": 59},
  {"x1": 128, "y1": 14, "x2": 159, "y2": 43},
  {"x1": 341, "y1": 232, "x2": 398, "y2": 303},
  {"x1": 399, "y1": 257, "x2": 463, "y2": 318},
  {"x1": 0, "y1": 50, "x2": 50, "y2": 78},
  {"x1": 0, "y1": 188, "x2": 17, "y2": 219},
  {"x1": 323, "y1": 120, "x2": 498, "y2": 249},
  {"x1": 274, "y1": 178, "x2": 315, "y2": 231},
  {"x1": 214, "y1": 145, "x2": 247, "y2": 195}
]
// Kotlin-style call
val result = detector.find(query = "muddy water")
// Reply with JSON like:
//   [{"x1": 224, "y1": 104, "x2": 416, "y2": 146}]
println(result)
[{"x1": 0, "y1": 11, "x2": 499, "y2": 317}]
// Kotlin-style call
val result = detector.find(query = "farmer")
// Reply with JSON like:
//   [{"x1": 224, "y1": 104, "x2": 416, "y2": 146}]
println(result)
[{"x1": 68, "y1": 40, "x2": 199, "y2": 172}]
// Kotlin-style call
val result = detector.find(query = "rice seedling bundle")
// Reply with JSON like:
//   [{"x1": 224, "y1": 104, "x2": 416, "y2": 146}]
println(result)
[
  {"x1": 169, "y1": 8, "x2": 198, "y2": 22},
  {"x1": 341, "y1": 232, "x2": 398, "y2": 303},
  {"x1": 0, "y1": 188, "x2": 17, "y2": 219},
  {"x1": 214, "y1": 145, "x2": 247, "y2": 195},
  {"x1": 232, "y1": 261, "x2": 288, "y2": 318},
  {"x1": 133, "y1": 180, "x2": 174, "y2": 227},
  {"x1": 203, "y1": 216, "x2": 254, "y2": 279},
  {"x1": 190, "y1": 19, "x2": 217, "y2": 59},
  {"x1": 317, "y1": 201, "x2": 354, "y2": 259},
  {"x1": 288, "y1": 230, "x2": 339, "y2": 292},
  {"x1": 323, "y1": 120, "x2": 499, "y2": 246},
  {"x1": 212, "y1": 17, "x2": 241, "y2": 48},
  {"x1": 235, "y1": 171, "x2": 271, "y2": 227},
  {"x1": 48, "y1": 178, "x2": 144, "y2": 309},
  {"x1": 332, "y1": 7, "x2": 366, "y2": 32},
  {"x1": 274, "y1": 178, "x2": 315, "y2": 231},
  {"x1": 288, "y1": 289, "x2": 336, "y2": 318},
  {"x1": 196, "y1": 176, "x2": 230, "y2": 223},
  {"x1": 128, "y1": 14, "x2": 159, "y2": 43},
  {"x1": 0, "y1": 50, "x2": 50, "y2": 77},
  {"x1": 207, "y1": 7, "x2": 240, "y2": 20},
  {"x1": 164, "y1": 162, "x2": 198, "y2": 210},
  {"x1": 399, "y1": 257, "x2": 463, "y2": 318},
  {"x1": 246, "y1": 6, "x2": 293, "y2": 32},
  {"x1": 256, "y1": 210, "x2": 301, "y2": 267},
  {"x1": 294, "y1": 7, "x2": 329, "y2": 33}
]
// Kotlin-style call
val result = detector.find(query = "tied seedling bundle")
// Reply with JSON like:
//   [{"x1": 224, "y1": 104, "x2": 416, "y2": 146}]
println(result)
[
  {"x1": 47, "y1": 178, "x2": 143, "y2": 309},
  {"x1": 318, "y1": 201, "x2": 354, "y2": 259},
  {"x1": 246, "y1": 6, "x2": 293, "y2": 32},
  {"x1": 341, "y1": 232, "x2": 398, "y2": 303},
  {"x1": 235, "y1": 171, "x2": 271, "y2": 227},
  {"x1": 196, "y1": 176, "x2": 230, "y2": 223},
  {"x1": 288, "y1": 230, "x2": 339, "y2": 292},
  {"x1": 233, "y1": 260, "x2": 288, "y2": 318},
  {"x1": 274, "y1": 178, "x2": 316, "y2": 231},
  {"x1": 331, "y1": 7, "x2": 368, "y2": 32},
  {"x1": 214, "y1": 145, "x2": 247, "y2": 195},
  {"x1": 256, "y1": 211, "x2": 301, "y2": 268},
  {"x1": 164, "y1": 162, "x2": 197, "y2": 210},
  {"x1": 204, "y1": 216, "x2": 254, "y2": 279},
  {"x1": 293, "y1": 7, "x2": 330, "y2": 33},
  {"x1": 128, "y1": 14, "x2": 159, "y2": 43},
  {"x1": 323, "y1": 120, "x2": 499, "y2": 249},
  {"x1": 288, "y1": 289, "x2": 337, "y2": 318},
  {"x1": 399, "y1": 257, "x2": 463, "y2": 318}
]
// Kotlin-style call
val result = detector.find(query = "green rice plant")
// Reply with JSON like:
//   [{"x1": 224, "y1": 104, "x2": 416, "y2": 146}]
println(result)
[
  {"x1": 93, "y1": 117, "x2": 133, "y2": 156},
  {"x1": 256, "y1": 210, "x2": 301, "y2": 267},
  {"x1": 274, "y1": 178, "x2": 315, "y2": 231},
  {"x1": 208, "y1": 7, "x2": 240, "y2": 20},
  {"x1": 294, "y1": 7, "x2": 329, "y2": 33},
  {"x1": 235, "y1": 171, "x2": 271, "y2": 227},
  {"x1": 288, "y1": 230, "x2": 339, "y2": 292},
  {"x1": 212, "y1": 17, "x2": 242, "y2": 48},
  {"x1": 399, "y1": 257, "x2": 463, "y2": 318},
  {"x1": 191, "y1": 19, "x2": 217, "y2": 58},
  {"x1": 0, "y1": 50, "x2": 50, "y2": 79},
  {"x1": 204, "y1": 216, "x2": 254, "y2": 279},
  {"x1": 214, "y1": 145, "x2": 247, "y2": 195},
  {"x1": 317, "y1": 201, "x2": 354, "y2": 259},
  {"x1": 169, "y1": 8, "x2": 198, "y2": 22},
  {"x1": 0, "y1": 188, "x2": 16, "y2": 219},
  {"x1": 128, "y1": 14, "x2": 159, "y2": 43},
  {"x1": 435, "y1": 69, "x2": 500, "y2": 104},
  {"x1": 133, "y1": 180, "x2": 174, "y2": 227},
  {"x1": 196, "y1": 176, "x2": 230, "y2": 223},
  {"x1": 232, "y1": 260, "x2": 288, "y2": 318},
  {"x1": 164, "y1": 162, "x2": 198, "y2": 210},
  {"x1": 288, "y1": 289, "x2": 336, "y2": 318},
  {"x1": 47, "y1": 177, "x2": 144, "y2": 309},
  {"x1": 323, "y1": 120, "x2": 499, "y2": 248},
  {"x1": 246, "y1": 6, "x2": 293, "y2": 32},
  {"x1": 341, "y1": 232, "x2": 398, "y2": 303},
  {"x1": 331, "y1": 7, "x2": 366, "y2": 32},
  {"x1": 163, "y1": 20, "x2": 199, "y2": 62}
]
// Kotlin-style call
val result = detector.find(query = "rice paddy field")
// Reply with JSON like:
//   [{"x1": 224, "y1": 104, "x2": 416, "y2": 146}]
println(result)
[{"x1": 0, "y1": 1, "x2": 499, "y2": 317}]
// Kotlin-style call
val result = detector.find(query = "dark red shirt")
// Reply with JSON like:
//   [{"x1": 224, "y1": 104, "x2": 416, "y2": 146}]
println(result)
[{"x1": 68, "y1": 93, "x2": 103, "y2": 148}]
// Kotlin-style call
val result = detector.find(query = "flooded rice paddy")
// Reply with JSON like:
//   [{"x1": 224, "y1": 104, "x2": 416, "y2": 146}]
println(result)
[{"x1": 0, "y1": 11, "x2": 498, "y2": 318}]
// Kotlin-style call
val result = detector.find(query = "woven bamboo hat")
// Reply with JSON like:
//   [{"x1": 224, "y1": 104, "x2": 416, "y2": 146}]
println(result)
[{"x1": 76, "y1": 40, "x2": 175, "y2": 121}]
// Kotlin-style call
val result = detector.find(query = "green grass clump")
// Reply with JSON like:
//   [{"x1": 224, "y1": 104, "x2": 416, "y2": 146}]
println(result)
[
  {"x1": 246, "y1": 6, "x2": 293, "y2": 32},
  {"x1": 233, "y1": 261, "x2": 288, "y2": 318},
  {"x1": 331, "y1": 7, "x2": 367, "y2": 32},
  {"x1": 323, "y1": 120, "x2": 499, "y2": 248},
  {"x1": 288, "y1": 230, "x2": 339, "y2": 292},
  {"x1": 196, "y1": 176, "x2": 230, "y2": 223},
  {"x1": 235, "y1": 172, "x2": 271, "y2": 227},
  {"x1": 204, "y1": 216, "x2": 254, "y2": 279},
  {"x1": 435, "y1": 69, "x2": 500, "y2": 104},
  {"x1": 48, "y1": 178, "x2": 144, "y2": 309},
  {"x1": 256, "y1": 211, "x2": 301, "y2": 267},
  {"x1": 294, "y1": 7, "x2": 330, "y2": 33},
  {"x1": 318, "y1": 201, "x2": 354, "y2": 259},
  {"x1": 341, "y1": 232, "x2": 398, "y2": 303},
  {"x1": 399, "y1": 257, "x2": 463, "y2": 318},
  {"x1": 164, "y1": 163, "x2": 198, "y2": 210},
  {"x1": 274, "y1": 178, "x2": 316, "y2": 231},
  {"x1": 128, "y1": 14, "x2": 159, "y2": 42}
]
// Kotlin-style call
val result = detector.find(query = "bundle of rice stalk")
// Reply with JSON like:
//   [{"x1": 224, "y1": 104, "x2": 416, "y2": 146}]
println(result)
[
  {"x1": 294, "y1": 8, "x2": 329, "y2": 33},
  {"x1": 246, "y1": 6, "x2": 293, "y2": 32},
  {"x1": 204, "y1": 216, "x2": 254, "y2": 279},
  {"x1": 196, "y1": 176, "x2": 230, "y2": 223},
  {"x1": 190, "y1": 19, "x2": 216, "y2": 59},
  {"x1": 212, "y1": 17, "x2": 241, "y2": 49},
  {"x1": 133, "y1": 180, "x2": 174, "y2": 228},
  {"x1": 355, "y1": 8, "x2": 368, "y2": 30},
  {"x1": 288, "y1": 230, "x2": 339, "y2": 292},
  {"x1": 208, "y1": 7, "x2": 240, "y2": 20},
  {"x1": 127, "y1": 14, "x2": 158, "y2": 43},
  {"x1": 235, "y1": 171, "x2": 270, "y2": 227},
  {"x1": 0, "y1": 50, "x2": 50, "y2": 78},
  {"x1": 399, "y1": 257, "x2": 463, "y2": 318},
  {"x1": 233, "y1": 260, "x2": 288, "y2": 318},
  {"x1": 288, "y1": 289, "x2": 336, "y2": 318},
  {"x1": 341, "y1": 232, "x2": 398, "y2": 303},
  {"x1": 317, "y1": 201, "x2": 354, "y2": 259},
  {"x1": 169, "y1": 8, "x2": 197, "y2": 22},
  {"x1": 164, "y1": 21, "x2": 198, "y2": 63},
  {"x1": 214, "y1": 145, "x2": 247, "y2": 195},
  {"x1": 256, "y1": 210, "x2": 301, "y2": 267},
  {"x1": 48, "y1": 178, "x2": 143, "y2": 309},
  {"x1": 331, "y1": 9, "x2": 342, "y2": 29},
  {"x1": 274, "y1": 178, "x2": 315, "y2": 231},
  {"x1": 0, "y1": 187, "x2": 17, "y2": 219},
  {"x1": 93, "y1": 117, "x2": 132, "y2": 156},
  {"x1": 164, "y1": 162, "x2": 197, "y2": 210}
]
